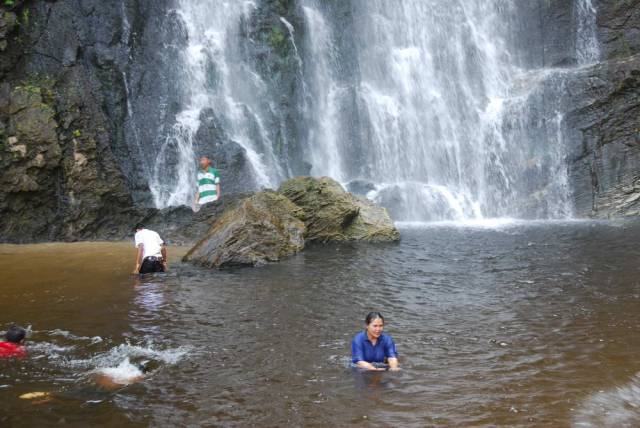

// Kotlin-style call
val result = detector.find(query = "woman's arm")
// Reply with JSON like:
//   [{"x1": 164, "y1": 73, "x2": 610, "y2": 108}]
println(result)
[
  {"x1": 385, "y1": 336, "x2": 400, "y2": 371},
  {"x1": 387, "y1": 357, "x2": 399, "y2": 371},
  {"x1": 356, "y1": 360, "x2": 386, "y2": 371}
]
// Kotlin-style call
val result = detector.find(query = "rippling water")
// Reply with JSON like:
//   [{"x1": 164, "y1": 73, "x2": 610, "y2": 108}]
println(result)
[{"x1": 1, "y1": 221, "x2": 640, "y2": 427}]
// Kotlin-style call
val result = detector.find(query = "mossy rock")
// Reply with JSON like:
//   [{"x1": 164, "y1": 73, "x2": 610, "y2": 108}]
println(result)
[
  {"x1": 183, "y1": 191, "x2": 305, "y2": 268},
  {"x1": 279, "y1": 176, "x2": 400, "y2": 243}
]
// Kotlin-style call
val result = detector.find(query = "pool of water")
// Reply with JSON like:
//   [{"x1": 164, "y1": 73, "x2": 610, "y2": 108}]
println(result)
[{"x1": 1, "y1": 220, "x2": 640, "y2": 427}]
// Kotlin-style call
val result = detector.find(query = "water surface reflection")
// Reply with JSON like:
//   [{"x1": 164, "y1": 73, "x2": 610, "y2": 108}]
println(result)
[{"x1": 0, "y1": 221, "x2": 639, "y2": 426}]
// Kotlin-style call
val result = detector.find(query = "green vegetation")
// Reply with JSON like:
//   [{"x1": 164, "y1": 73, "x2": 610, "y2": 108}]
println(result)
[
  {"x1": 20, "y1": 7, "x2": 28, "y2": 25},
  {"x1": 274, "y1": 0, "x2": 289, "y2": 15},
  {"x1": 73, "y1": 129, "x2": 82, "y2": 138},
  {"x1": 15, "y1": 83, "x2": 41, "y2": 95},
  {"x1": 3, "y1": 0, "x2": 15, "y2": 7},
  {"x1": 268, "y1": 25, "x2": 286, "y2": 50}
]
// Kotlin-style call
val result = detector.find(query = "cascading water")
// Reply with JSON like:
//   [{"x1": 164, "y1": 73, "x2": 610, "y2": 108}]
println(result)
[
  {"x1": 141, "y1": 0, "x2": 600, "y2": 220},
  {"x1": 149, "y1": 0, "x2": 286, "y2": 208},
  {"x1": 299, "y1": 0, "x2": 598, "y2": 221},
  {"x1": 576, "y1": 0, "x2": 600, "y2": 65}
]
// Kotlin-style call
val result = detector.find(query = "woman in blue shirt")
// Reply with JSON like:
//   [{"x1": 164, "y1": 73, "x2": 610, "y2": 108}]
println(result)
[{"x1": 351, "y1": 312, "x2": 399, "y2": 371}]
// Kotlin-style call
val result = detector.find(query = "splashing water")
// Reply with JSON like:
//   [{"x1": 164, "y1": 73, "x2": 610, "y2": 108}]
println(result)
[{"x1": 573, "y1": 373, "x2": 640, "y2": 427}]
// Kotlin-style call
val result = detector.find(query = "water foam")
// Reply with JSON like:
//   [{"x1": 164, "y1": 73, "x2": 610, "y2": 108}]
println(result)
[
  {"x1": 68, "y1": 342, "x2": 191, "y2": 370},
  {"x1": 574, "y1": 374, "x2": 640, "y2": 427},
  {"x1": 92, "y1": 358, "x2": 145, "y2": 385}
]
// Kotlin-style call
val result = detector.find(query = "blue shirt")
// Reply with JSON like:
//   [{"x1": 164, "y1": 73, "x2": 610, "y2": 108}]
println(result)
[{"x1": 351, "y1": 331, "x2": 398, "y2": 364}]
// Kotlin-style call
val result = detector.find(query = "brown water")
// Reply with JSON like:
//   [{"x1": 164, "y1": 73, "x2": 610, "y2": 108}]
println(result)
[{"x1": 1, "y1": 220, "x2": 640, "y2": 427}]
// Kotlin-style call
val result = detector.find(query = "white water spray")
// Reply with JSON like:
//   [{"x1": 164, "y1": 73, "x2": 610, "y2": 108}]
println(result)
[
  {"x1": 576, "y1": 0, "x2": 600, "y2": 65},
  {"x1": 150, "y1": 0, "x2": 284, "y2": 208},
  {"x1": 299, "y1": 0, "x2": 598, "y2": 221}
]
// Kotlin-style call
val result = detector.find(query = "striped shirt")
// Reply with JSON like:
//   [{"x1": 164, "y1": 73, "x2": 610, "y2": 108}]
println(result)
[{"x1": 197, "y1": 166, "x2": 221, "y2": 205}]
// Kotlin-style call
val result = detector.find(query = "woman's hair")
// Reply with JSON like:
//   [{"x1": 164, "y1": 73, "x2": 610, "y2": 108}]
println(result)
[{"x1": 365, "y1": 312, "x2": 384, "y2": 325}]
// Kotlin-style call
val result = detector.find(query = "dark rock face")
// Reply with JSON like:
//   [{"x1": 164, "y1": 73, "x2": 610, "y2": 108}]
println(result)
[
  {"x1": 564, "y1": 54, "x2": 640, "y2": 217},
  {"x1": 0, "y1": 0, "x2": 157, "y2": 242},
  {"x1": 183, "y1": 191, "x2": 305, "y2": 268},
  {"x1": 142, "y1": 193, "x2": 251, "y2": 246},
  {"x1": 0, "y1": 78, "x2": 140, "y2": 242},
  {"x1": 598, "y1": 0, "x2": 640, "y2": 60},
  {"x1": 244, "y1": 0, "x2": 309, "y2": 177},
  {"x1": 193, "y1": 109, "x2": 257, "y2": 195}
]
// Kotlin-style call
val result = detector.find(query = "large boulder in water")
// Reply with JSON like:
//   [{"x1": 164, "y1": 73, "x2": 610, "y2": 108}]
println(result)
[
  {"x1": 183, "y1": 191, "x2": 305, "y2": 268},
  {"x1": 278, "y1": 176, "x2": 400, "y2": 243}
]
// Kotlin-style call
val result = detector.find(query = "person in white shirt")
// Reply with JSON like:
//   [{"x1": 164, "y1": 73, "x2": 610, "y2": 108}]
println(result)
[{"x1": 132, "y1": 224, "x2": 168, "y2": 275}]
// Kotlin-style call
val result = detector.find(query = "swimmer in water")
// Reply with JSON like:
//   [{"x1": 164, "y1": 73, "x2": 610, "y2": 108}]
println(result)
[
  {"x1": 91, "y1": 360, "x2": 153, "y2": 390},
  {"x1": 351, "y1": 312, "x2": 400, "y2": 371},
  {"x1": 0, "y1": 325, "x2": 27, "y2": 358}
]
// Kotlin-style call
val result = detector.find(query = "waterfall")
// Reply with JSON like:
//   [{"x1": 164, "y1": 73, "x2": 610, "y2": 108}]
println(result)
[
  {"x1": 576, "y1": 0, "x2": 600, "y2": 65},
  {"x1": 137, "y1": 0, "x2": 600, "y2": 220},
  {"x1": 301, "y1": 5, "x2": 346, "y2": 182},
  {"x1": 297, "y1": 0, "x2": 598, "y2": 221},
  {"x1": 149, "y1": 0, "x2": 285, "y2": 208}
]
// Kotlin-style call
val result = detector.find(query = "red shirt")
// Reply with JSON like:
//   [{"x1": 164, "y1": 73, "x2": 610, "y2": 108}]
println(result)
[{"x1": 0, "y1": 342, "x2": 27, "y2": 358}]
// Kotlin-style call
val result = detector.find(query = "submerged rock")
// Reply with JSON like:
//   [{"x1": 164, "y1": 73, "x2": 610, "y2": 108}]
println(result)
[
  {"x1": 183, "y1": 191, "x2": 305, "y2": 268},
  {"x1": 279, "y1": 176, "x2": 400, "y2": 243}
]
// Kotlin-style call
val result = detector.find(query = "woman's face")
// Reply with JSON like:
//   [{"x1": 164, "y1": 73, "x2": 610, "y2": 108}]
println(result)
[{"x1": 366, "y1": 318, "x2": 384, "y2": 339}]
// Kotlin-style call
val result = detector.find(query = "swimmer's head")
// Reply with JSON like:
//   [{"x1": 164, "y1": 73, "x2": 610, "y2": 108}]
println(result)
[
  {"x1": 365, "y1": 312, "x2": 385, "y2": 339},
  {"x1": 135, "y1": 360, "x2": 153, "y2": 374},
  {"x1": 5, "y1": 325, "x2": 26, "y2": 344}
]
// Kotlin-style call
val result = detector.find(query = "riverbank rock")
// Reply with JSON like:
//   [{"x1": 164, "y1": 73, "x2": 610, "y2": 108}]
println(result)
[
  {"x1": 279, "y1": 176, "x2": 400, "y2": 243},
  {"x1": 564, "y1": 54, "x2": 640, "y2": 218},
  {"x1": 183, "y1": 191, "x2": 305, "y2": 268}
]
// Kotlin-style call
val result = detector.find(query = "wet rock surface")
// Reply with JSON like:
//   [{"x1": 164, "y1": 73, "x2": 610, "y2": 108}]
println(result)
[
  {"x1": 179, "y1": 177, "x2": 398, "y2": 268},
  {"x1": 565, "y1": 54, "x2": 640, "y2": 218},
  {"x1": 279, "y1": 176, "x2": 400, "y2": 243},
  {"x1": 183, "y1": 191, "x2": 305, "y2": 268},
  {"x1": 0, "y1": 80, "x2": 139, "y2": 242}
]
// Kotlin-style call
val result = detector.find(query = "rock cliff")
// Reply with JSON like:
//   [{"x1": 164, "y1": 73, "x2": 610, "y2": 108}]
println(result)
[{"x1": 0, "y1": 0, "x2": 639, "y2": 243}]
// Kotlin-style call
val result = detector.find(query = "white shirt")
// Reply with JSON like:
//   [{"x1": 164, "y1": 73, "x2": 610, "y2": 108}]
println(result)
[{"x1": 134, "y1": 229, "x2": 164, "y2": 259}]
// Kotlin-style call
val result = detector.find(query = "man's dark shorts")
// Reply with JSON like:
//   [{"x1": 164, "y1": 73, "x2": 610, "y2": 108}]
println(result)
[{"x1": 139, "y1": 257, "x2": 165, "y2": 275}]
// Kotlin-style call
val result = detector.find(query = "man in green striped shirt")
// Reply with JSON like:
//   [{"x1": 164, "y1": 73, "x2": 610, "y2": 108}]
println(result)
[{"x1": 195, "y1": 156, "x2": 221, "y2": 207}]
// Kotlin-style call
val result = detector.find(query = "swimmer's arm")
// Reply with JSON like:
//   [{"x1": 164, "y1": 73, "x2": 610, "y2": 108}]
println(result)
[
  {"x1": 355, "y1": 361, "x2": 386, "y2": 371},
  {"x1": 161, "y1": 245, "x2": 168, "y2": 270},
  {"x1": 387, "y1": 357, "x2": 400, "y2": 371},
  {"x1": 133, "y1": 244, "x2": 144, "y2": 274}
]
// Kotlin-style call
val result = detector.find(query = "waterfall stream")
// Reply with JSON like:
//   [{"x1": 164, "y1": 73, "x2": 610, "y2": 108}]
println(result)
[
  {"x1": 145, "y1": 0, "x2": 600, "y2": 220},
  {"x1": 150, "y1": 0, "x2": 285, "y2": 208}
]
